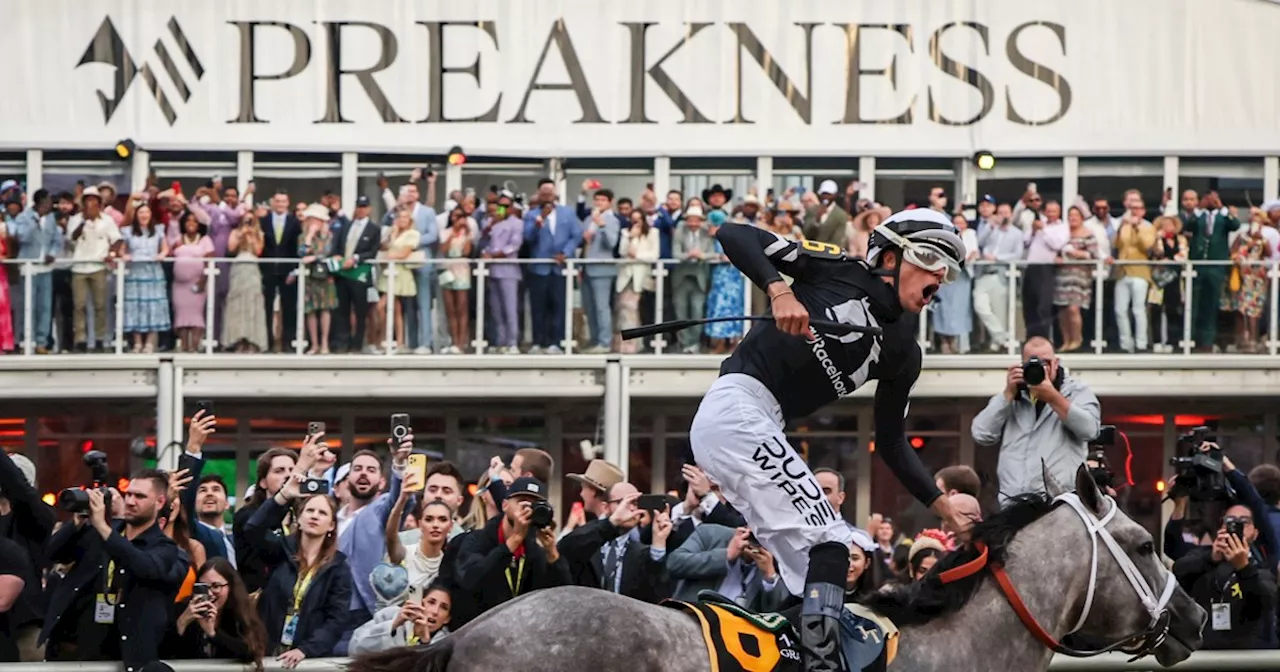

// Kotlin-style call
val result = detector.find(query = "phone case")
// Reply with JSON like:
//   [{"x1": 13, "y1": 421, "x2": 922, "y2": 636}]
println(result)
[{"x1": 407, "y1": 454, "x2": 427, "y2": 490}]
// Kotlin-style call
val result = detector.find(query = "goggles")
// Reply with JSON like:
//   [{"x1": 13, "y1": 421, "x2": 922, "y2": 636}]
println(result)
[{"x1": 875, "y1": 226, "x2": 962, "y2": 283}]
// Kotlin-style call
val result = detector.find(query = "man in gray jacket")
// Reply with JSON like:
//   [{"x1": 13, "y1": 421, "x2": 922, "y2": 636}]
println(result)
[
  {"x1": 972, "y1": 337, "x2": 1101, "y2": 507},
  {"x1": 580, "y1": 189, "x2": 621, "y2": 353},
  {"x1": 671, "y1": 206, "x2": 717, "y2": 353},
  {"x1": 666, "y1": 523, "x2": 790, "y2": 612}
]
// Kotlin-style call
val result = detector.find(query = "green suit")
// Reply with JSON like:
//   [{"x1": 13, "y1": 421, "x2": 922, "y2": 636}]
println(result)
[{"x1": 1180, "y1": 208, "x2": 1240, "y2": 348}]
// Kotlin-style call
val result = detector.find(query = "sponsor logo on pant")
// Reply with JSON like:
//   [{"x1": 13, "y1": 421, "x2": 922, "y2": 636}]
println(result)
[{"x1": 752, "y1": 437, "x2": 838, "y2": 527}]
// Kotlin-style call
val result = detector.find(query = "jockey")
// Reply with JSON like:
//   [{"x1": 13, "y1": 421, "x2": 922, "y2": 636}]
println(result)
[{"x1": 689, "y1": 209, "x2": 973, "y2": 672}]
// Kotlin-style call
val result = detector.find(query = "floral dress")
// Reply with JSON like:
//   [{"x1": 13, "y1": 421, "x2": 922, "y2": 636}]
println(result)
[
  {"x1": 703, "y1": 223, "x2": 746, "y2": 339},
  {"x1": 299, "y1": 229, "x2": 338, "y2": 314},
  {"x1": 0, "y1": 230, "x2": 12, "y2": 351},
  {"x1": 1221, "y1": 232, "x2": 1268, "y2": 318},
  {"x1": 1053, "y1": 231, "x2": 1099, "y2": 309},
  {"x1": 121, "y1": 225, "x2": 171, "y2": 333}
]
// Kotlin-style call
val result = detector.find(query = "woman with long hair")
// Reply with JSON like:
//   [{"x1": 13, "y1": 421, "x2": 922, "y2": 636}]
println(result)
[
  {"x1": 1053, "y1": 204, "x2": 1099, "y2": 352},
  {"x1": 350, "y1": 580, "x2": 453, "y2": 654},
  {"x1": 845, "y1": 537, "x2": 883, "y2": 600},
  {"x1": 614, "y1": 209, "x2": 660, "y2": 354},
  {"x1": 120, "y1": 194, "x2": 171, "y2": 352},
  {"x1": 244, "y1": 443, "x2": 352, "y2": 669},
  {"x1": 439, "y1": 208, "x2": 474, "y2": 354},
  {"x1": 223, "y1": 213, "x2": 268, "y2": 352},
  {"x1": 164, "y1": 557, "x2": 268, "y2": 669},
  {"x1": 171, "y1": 210, "x2": 215, "y2": 352},
  {"x1": 375, "y1": 207, "x2": 421, "y2": 352}
]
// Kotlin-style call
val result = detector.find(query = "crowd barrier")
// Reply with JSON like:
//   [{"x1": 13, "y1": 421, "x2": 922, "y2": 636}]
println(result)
[
  {"x1": 3, "y1": 650, "x2": 1278, "y2": 671},
  {"x1": 5, "y1": 256, "x2": 1278, "y2": 357}
]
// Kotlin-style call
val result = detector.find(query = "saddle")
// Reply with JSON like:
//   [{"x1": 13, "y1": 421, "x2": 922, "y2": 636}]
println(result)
[{"x1": 663, "y1": 591, "x2": 899, "y2": 672}]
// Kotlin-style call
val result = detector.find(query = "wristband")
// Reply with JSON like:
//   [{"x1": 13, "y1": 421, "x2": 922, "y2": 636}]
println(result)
[{"x1": 769, "y1": 289, "x2": 794, "y2": 301}]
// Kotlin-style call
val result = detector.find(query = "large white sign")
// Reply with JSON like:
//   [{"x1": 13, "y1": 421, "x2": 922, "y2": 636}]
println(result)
[{"x1": 5, "y1": 0, "x2": 1278, "y2": 156}]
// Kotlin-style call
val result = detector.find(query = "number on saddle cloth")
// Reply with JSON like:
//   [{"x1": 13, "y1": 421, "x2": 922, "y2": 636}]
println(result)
[{"x1": 663, "y1": 599, "x2": 801, "y2": 672}]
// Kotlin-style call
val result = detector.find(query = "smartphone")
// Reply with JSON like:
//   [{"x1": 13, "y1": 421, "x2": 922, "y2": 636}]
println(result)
[
  {"x1": 196, "y1": 400, "x2": 215, "y2": 418},
  {"x1": 586, "y1": 179, "x2": 602, "y2": 190},
  {"x1": 390, "y1": 413, "x2": 411, "y2": 442},
  {"x1": 308, "y1": 421, "x2": 325, "y2": 436},
  {"x1": 406, "y1": 454, "x2": 427, "y2": 492},
  {"x1": 170, "y1": 181, "x2": 182, "y2": 193},
  {"x1": 636, "y1": 494, "x2": 675, "y2": 512},
  {"x1": 1226, "y1": 518, "x2": 1246, "y2": 541},
  {"x1": 192, "y1": 582, "x2": 211, "y2": 604},
  {"x1": 1027, "y1": 182, "x2": 1038, "y2": 194}
]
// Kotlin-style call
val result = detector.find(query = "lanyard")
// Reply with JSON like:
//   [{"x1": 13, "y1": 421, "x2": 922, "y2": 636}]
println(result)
[
  {"x1": 289, "y1": 569, "x2": 315, "y2": 616},
  {"x1": 505, "y1": 557, "x2": 525, "y2": 596},
  {"x1": 104, "y1": 560, "x2": 119, "y2": 596}
]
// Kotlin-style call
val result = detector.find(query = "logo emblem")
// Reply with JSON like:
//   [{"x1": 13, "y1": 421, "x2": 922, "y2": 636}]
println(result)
[{"x1": 76, "y1": 17, "x2": 204, "y2": 126}]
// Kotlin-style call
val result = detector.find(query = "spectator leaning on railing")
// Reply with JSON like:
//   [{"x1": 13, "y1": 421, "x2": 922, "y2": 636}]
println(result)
[
  {"x1": 1179, "y1": 189, "x2": 1240, "y2": 352},
  {"x1": 973, "y1": 202, "x2": 1023, "y2": 352},
  {"x1": 0, "y1": 449, "x2": 53, "y2": 661},
  {"x1": 9, "y1": 189, "x2": 62, "y2": 352},
  {"x1": 972, "y1": 337, "x2": 1101, "y2": 506},
  {"x1": 162, "y1": 557, "x2": 267, "y2": 668},
  {"x1": 349, "y1": 579, "x2": 452, "y2": 654},
  {"x1": 581, "y1": 188, "x2": 621, "y2": 354}
]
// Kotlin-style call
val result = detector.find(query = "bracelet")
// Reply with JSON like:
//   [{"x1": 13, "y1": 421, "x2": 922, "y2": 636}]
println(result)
[{"x1": 769, "y1": 290, "x2": 794, "y2": 301}]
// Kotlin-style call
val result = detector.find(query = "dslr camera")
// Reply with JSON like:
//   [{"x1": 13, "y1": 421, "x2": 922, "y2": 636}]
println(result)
[
  {"x1": 1168, "y1": 426, "x2": 1233, "y2": 502},
  {"x1": 1087, "y1": 426, "x2": 1117, "y2": 491},
  {"x1": 58, "y1": 450, "x2": 112, "y2": 514},
  {"x1": 1022, "y1": 356, "x2": 1047, "y2": 387},
  {"x1": 529, "y1": 500, "x2": 555, "y2": 529}
]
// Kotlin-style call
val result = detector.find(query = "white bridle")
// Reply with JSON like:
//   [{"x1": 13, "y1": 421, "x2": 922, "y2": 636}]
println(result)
[{"x1": 1054, "y1": 492, "x2": 1179, "y2": 637}]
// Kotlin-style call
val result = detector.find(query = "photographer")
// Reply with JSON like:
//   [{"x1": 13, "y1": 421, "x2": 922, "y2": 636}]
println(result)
[
  {"x1": 244, "y1": 436, "x2": 352, "y2": 669},
  {"x1": 162, "y1": 557, "x2": 267, "y2": 668},
  {"x1": 454, "y1": 477, "x2": 570, "y2": 618},
  {"x1": 40, "y1": 470, "x2": 186, "y2": 671},
  {"x1": 972, "y1": 337, "x2": 1101, "y2": 506},
  {"x1": 1166, "y1": 441, "x2": 1279, "y2": 566},
  {"x1": 0, "y1": 449, "x2": 54, "y2": 660}
]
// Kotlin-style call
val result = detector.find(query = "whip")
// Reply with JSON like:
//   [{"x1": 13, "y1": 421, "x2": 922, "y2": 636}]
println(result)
[{"x1": 620, "y1": 315, "x2": 882, "y2": 341}]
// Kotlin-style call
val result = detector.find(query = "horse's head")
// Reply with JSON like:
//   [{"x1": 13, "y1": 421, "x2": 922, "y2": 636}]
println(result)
[{"x1": 1042, "y1": 463, "x2": 1206, "y2": 666}]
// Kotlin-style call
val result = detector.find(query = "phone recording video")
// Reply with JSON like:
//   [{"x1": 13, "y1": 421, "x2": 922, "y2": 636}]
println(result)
[
  {"x1": 308, "y1": 421, "x2": 325, "y2": 436},
  {"x1": 406, "y1": 454, "x2": 427, "y2": 492}
]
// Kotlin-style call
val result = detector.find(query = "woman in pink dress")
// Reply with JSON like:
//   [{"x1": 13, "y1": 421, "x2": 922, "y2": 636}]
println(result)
[
  {"x1": 0, "y1": 221, "x2": 13, "y2": 352},
  {"x1": 170, "y1": 211, "x2": 215, "y2": 352}
]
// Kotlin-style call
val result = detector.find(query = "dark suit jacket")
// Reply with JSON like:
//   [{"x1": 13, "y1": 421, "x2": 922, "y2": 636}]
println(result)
[
  {"x1": 454, "y1": 515, "x2": 571, "y2": 618},
  {"x1": 0, "y1": 450, "x2": 54, "y2": 630},
  {"x1": 558, "y1": 519, "x2": 669, "y2": 603},
  {"x1": 260, "y1": 212, "x2": 302, "y2": 276},
  {"x1": 178, "y1": 452, "x2": 231, "y2": 565},
  {"x1": 330, "y1": 216, "x2": 382, "y2": 267},
  {"x1": 233, "y1": 502, "x2": 274, "y2": 594},
  {"x1": 41, "y1": 520, "x2": 185, "y2": 669}
]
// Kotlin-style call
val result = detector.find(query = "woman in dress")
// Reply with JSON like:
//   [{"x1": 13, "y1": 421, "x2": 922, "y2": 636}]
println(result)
[
  {"x1": 1221, "y1": 209, "x2": 1270, "y2": 353},
  {"x1": 0, "y1": 219, "x2": 12, "y2": 353},
  {"x1": 375, "y1": 208, "x2": 422, "y2": 352},
  {"x1": 298, "y1": 213, "x2": 337, "y2": 355},
  {"x1": 1148, "y1": 215, "x2": 1189, "y2": 350},
  {"x1": 120, "y1": 195, "x2": 171, "y2": 353},
  {"x1": 223, "y1": 213, "x2": 268, "y2": 353},
  {"x1": 438, "y1": 208, "x2": 474, "y2": 354},
  {"x1": 614, "y1": 210, "x2": 660, "y2": 354},
  {"x1": 171, "y1": 211, "x2": 215, "y2": 353},
  {"x1": 703, "y1": 210, "x2": 746, "y2": 354},
  {"x1": 1054, "y1": 205, "x2": 1099, "y2": 352},
  {"x1": 932, "y1": 214, "x2": 979, "y2": 354}
]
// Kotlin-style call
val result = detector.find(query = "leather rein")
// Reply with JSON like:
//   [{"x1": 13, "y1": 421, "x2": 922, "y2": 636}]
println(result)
[{"x1": 935, "y1": 496, "x2": 1173, "y2": 661}]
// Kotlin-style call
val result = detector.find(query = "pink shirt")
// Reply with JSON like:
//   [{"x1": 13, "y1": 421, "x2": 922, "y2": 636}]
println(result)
[{"x1": 1023, "y1": 221, "x2": 1069, "y2": 263}]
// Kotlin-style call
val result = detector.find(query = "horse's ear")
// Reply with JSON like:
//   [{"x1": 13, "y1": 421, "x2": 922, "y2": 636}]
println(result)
[
  {"x1": 1042, "y1": 460, "x2": 1067, "y2": 499},
  {"x1": 1073, "y1": 463, "x2": 1106, "y2": 516}
]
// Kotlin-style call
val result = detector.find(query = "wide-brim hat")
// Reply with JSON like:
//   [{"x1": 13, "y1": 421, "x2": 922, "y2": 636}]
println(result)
[
  {"x1": 301, "y1": 203, "x2": 331, "y2": 221},
  {"x1": 567, "y1": 459, "x2": 624, "y2": 493},
  {"x1": 702, "y1": 184, "x2": 733, "y2": 203}
]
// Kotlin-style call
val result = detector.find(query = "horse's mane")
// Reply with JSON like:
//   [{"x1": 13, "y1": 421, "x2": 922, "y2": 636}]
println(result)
[{"x1": 859, "y1": 492, "x2": 1057, "y2": 626}]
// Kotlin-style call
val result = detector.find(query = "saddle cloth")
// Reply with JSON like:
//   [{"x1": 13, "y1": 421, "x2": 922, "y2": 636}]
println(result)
[{"x1": 664, "y1": 596, "x2": 898, "y2": 672}]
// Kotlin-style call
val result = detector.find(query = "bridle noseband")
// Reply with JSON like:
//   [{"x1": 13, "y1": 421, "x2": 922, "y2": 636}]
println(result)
[{"x1": 938, "y1": 493, "x2": 1178, "y2": 661}]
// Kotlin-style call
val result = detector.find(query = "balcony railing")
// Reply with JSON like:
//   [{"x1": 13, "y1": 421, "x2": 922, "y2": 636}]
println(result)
[{"x1": 4, "y1": 256, "x2": 1276, "y2": 357}]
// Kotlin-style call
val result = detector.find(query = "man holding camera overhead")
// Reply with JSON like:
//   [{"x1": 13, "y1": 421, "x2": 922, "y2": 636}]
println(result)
[
  {"x1": 972, "y1": 336, "x2": 1101, "y2": 507},
  {"x1": 453, "y1": 477, "x2": 570, "y2": 618}
]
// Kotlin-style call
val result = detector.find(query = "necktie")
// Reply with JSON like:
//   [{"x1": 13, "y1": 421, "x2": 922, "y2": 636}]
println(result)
[
  {"x1": 602, "y1": 540, "x2": 620, "y2": 592},
  {"x1": 274, "y1": 215, "x2": 284, "y2": 245}
]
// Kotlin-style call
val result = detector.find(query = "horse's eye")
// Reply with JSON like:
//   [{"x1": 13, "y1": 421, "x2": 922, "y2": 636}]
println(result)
[{"x1": 1138, "y1": 541, "x2": 1155, "y2": 556}]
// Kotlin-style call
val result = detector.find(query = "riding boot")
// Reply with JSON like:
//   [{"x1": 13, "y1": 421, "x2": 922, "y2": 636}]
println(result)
[{"x1": 800, "y1": 542, "x2": 849, "y2": 672}]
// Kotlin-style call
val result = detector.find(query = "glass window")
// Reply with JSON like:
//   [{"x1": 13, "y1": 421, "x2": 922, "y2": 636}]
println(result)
[
  {"x1": 251, "y1": 162, "x2": 342, "y2": 210},
  {"x1": 628, "y1": 438, "x2": 653, "y2": 494},
  {"x1": 42, "y1": 162, "x2": 131, "y2": 207},
  {"x1": 461, "y1": 161, "x2": 547, "y2": 208},
  {"x1": 356, "y1": 164, "x2": 447, "y2": 222},
  {"x1": 1180, "y1": 159, "x2": 1266, "y2": 209},
  {"x1": 1078, "y1": 159, "x2": 1164, "y2": 214},
  {"x1": 975, "y1": 158, "x2": 1063, "y2": 207},
  {"x1": 874, "y1": 158, "x2": 957, "y2": 211},
  {"x1": 354, "y1": 413, "x2": 446, "y2": 437}
]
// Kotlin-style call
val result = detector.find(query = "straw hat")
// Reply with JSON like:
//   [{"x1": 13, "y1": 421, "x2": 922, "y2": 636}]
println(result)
[
  {"x1": 301, "y1": 203, "x2": 331, "y2": 221},
  {"x1": 567, "y1": 459, "x2": 625, "y2": 493}
]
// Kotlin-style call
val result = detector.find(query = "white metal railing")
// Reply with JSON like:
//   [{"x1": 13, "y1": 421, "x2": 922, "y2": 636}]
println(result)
[{"x1": 4, "y1": 256, "x2": 1277, "y2": 357}]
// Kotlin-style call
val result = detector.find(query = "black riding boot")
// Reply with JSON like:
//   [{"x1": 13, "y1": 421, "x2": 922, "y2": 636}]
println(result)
[{"x1": 800, "y1": 542, "x2": 849, "y2": 672}]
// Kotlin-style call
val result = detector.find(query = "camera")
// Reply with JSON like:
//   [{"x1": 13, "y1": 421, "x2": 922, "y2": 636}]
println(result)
[
  {"x1": 58, "y1": 450, "x2": 112, "y2": 514},
  {"x1": 1168, "y1": 426, "x2": 1233, "y2": 502},
  {"x1": 301, "y1": 478, "x2": 331, "y2": 496},
  {"x1": 1087, "y1": 426, "x2": 1117, "y2": 490},
  {"x1": 530, "y1": 500, "x2": 555, "y2": 529},
  {"x1": 1022, "y1": 356, "x2": 1046, "y2": 386},
  {"x1": 1225, "y1": 516, "x2": 1247, "y2": 542}
]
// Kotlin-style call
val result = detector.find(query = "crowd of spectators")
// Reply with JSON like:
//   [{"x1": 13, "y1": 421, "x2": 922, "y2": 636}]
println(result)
[{"x1": 4, "y1": 175, "x2": 1277, "y2": 356}]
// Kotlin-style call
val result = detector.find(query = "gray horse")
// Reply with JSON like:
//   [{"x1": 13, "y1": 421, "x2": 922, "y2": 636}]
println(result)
[{"x1": 350, "y1": 465, "x2": 1205, "y2": 672}]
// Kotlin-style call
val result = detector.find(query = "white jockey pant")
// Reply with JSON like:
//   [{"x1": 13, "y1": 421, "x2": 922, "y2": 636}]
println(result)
[{"x1": 690, "y1": 373, "x2": 853, "y2": 596}]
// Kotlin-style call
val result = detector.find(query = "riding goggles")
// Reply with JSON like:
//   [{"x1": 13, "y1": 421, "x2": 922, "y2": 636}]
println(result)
[{"x1": 875, "y1": 226, "x2": 962, "y2": 283}]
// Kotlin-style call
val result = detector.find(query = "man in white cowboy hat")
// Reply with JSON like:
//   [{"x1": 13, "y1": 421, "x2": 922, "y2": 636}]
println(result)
[
  {"x1": 566, "y1": 459, "x2": 626, "y2": 521},
  {"x1": 803, "y1": 179, "x2": 850, "y2": 250},
  {"x1": 66, "y1": 186, "x2": 122, "y2": 352},
  {"x1": 671, "y1": 206, "x2": 717, "y2": 353}
]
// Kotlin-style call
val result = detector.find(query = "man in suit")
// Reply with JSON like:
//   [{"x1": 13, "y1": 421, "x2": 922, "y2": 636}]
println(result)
[
  {"x1": 671, "y1": 206, "x2": 717, "y2": 353},
  {"x1": 558, "y1": 483, "x2": 672, "y2": 604},
  {"x1": 803, "y1": 180, "x2": 851, "y2": 249},
  {"x1": 667, "y1": 523, "x2": 790, "y2": 612},
  {"x1": 1179, "y1": 189, "x2": 1240, "y2": 351},
  {"x1": 580, "y1": 188, "x2": 621, "y2": 353},
  {"x1": 523, "y1": 179, "x2": 583, "y2": 353},
  {"x1": 329, "y1": 196, "x2": 382, "y2": 353},
  {"x1": 260, "y1": 189, "x2": 302, "y2": 352}
]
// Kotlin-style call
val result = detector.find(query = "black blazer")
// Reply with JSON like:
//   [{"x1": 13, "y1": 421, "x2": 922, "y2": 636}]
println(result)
[
  {"x1": 233, "y1": 502, "x2": 273, "y2": 594},
  {"x1": 260, "y1": 212, "x2": 302, "y2": 276},
  {"x1": 245, "y1": 498, "x2": 352, "y2": 657},
  {"x1": 178, "y1": 453, "x2": 231, "y2": 565},
  {"x1": 0, "y1": 450, "x2": 54, "y2": 630},
  {"x1": 454, "y1": 515, "x2": 570, "y2": 619},
  {"x1": 330, "y1": 216, "x2": 382, "y2": 267},
  {"x1": 558, "y1": 519, "x2": 669, "y2": 603},
  {"x1": 41, "y1": 520, "x2": 185, "y2": 670}
]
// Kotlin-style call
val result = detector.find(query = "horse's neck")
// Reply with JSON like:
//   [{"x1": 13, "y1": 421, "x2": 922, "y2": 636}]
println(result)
[{"x1": 893, "y1": 578, "x2": 1060, "y2": 672}]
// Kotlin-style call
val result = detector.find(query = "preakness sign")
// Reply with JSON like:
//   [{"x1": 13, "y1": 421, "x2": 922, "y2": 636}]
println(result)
[{"x1": 5, "y1": 0, "x2": 1279, "y2": 156}]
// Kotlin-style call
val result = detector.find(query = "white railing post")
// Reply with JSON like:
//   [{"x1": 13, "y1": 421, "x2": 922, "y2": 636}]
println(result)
[
  {"x1": 1092, "y1": 260, "x2": 1106, "y2": 354},
  {"x1": 1181, "y1": 261, "x2": 1195, "y2": 355},
  {"x1": 562, "y1": 260, "x2": 576, "y2": 354},
  {"x1": 474, "y1": 260, "x2": 488, "y2": 355},
  {"x1": 652, "y1": 261, "x2": 668, "y2": 354},
  {"x1": 1006, "y1": 262, "x2": 1020, "y2": 355},
  {"x1": 384, "y1": 261, "x2": 397, "y2": 354},
  {"x1": 918, "y1": 303, "x2": 930, "y2": 353},
  {"x1": 1268, "y1": 261, "x2": 1279, "y2": 357},
  {"x1": 202, "y1": 259, "x2": 218, "y2": 354},
  {"x1": 21, "y1": 262, "x2": 34, "y2": 355},
  {"x1": 294, "y1": 261, "x2": 307, "y2": 355},
  {"x1": 114, "y1": 261, "x2": 126, "y2": 355}
]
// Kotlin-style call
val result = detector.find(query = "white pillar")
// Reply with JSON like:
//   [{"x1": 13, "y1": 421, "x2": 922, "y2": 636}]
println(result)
[
  {"x1": 618, "y1": 363, "x2": 631, "y2": 480},
  {"x1": 156, "y1": 361, "x2": 174, "y2": 463},
  {"x1": 25, "y1": 150, "x2": 42, "y2": 194},
  {"x1": 169, "y1": 365, "x2": 185, "y2": 470},
  {"x1": 237, "y1": 150, "x2": 254, "y2": 205},
  {"x1": 603, "y1": 360, "x2": 623, "y2": 475},
  {"x1": 341, "y1": 152, "x2": 358, "y2": 212},
  {"x1": 549, "y1": 158, "x2": 566, "y2": 202},
  {"x1": 1163, "y1": 156, "x2": 1180, "y2": 203},
  {"x1": 445, "y1": 163, "x2": 463, "y2": 198},
  {"x1": 958, "y1": 158, "x2": 977, "y2": 208},
  {"x1": 858, "y1": 156, "x2": 876, "y2": 203},
  {"x1": 1062, "y1": 156, "x2": 1079, "y2": 204},
  {"x1": 653, "y1": 156, "x2": 671, "y2": 201},
  {"x1": 130, "y1": 150, "x2": 150, "y2": 193},
  {"x1": 1265, "y1": 157, "x2": 1279, "y2": 204},
  {"x1": 755, "y1": 156, "x2": 773, "y2": 200}
]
